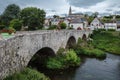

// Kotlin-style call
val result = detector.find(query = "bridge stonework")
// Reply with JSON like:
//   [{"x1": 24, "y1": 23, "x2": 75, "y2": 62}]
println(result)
[{"x1": 0, "y1": 30, "x2": 92, "y2": 79}]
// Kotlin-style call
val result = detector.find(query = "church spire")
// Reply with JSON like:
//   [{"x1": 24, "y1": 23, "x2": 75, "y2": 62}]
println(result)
[{"x1": 69, "y1": 6, "x2": 72, "y2": 15}]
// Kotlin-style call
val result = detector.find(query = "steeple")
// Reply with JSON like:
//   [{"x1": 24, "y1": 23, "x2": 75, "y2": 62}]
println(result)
[{"x1": 69, "y1": 6, "x2": 72, "y2": 15}]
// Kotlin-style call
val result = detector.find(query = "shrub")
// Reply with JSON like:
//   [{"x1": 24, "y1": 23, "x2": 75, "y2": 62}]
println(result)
[
  {"x1": 10, "y1": 19, "x2": 22, "y2": 31},
  {"x1": 60, "y1": 22, "x2": 67, "y2": 29},
  {"x1": 4, "y1": 68, "x2": 50, "y2": 80},
  {"x1": 65, "y1": 50, "x2": 81, "y2": 66},
  {"x1": 48, "y1": 25, "x2": 57, "y2": 30},
  {"x1": 46, "y1": 49, "x2": 81, "y2": 69},
  {"x1": 107, "y1": 29, "x2": 115, "y2": 31}
]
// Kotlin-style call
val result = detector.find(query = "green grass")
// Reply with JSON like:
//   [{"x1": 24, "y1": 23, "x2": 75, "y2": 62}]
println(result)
[
  {"x1": 4, "y1": 68, "x2": 50, "y2": 80},
  {"x1": 91, "y1": 31, "x2": 120, "y2": 54},
  {"x1": 1, "y1": 33, "x2": 14, "y2": 39}
]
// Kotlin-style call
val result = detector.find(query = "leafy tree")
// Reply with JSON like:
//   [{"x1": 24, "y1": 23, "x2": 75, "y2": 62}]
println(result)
[
  {"x1": 60, "y1": 22, "x2": 67, "y2": 29},
  {"x1": 53, "y1": 15, "x2": 59, "y2": 18},
  {"x1": 1, "y1": 4, "x2": 20, "y2": 26},
  {"x1": 20, "y1": 7, "x2": 46, "y2": 30},
  {"x1": 87, "y1": 16, "x2": 94, "y2": 24},
  {"x1": 92, "y1": 12, "x2": 99, "y2": 18},
  {"x1": 10, "y1": 19, "x2": 22, "y2": 31}
]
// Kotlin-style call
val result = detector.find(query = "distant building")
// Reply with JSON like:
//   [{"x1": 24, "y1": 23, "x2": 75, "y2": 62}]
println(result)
[
  {"x1": 104, "y1": 23, "x2": 117, "y2": 30},
  {"x1": 104, "y1": 16, "x2": 118, "y2": 30},
  {"x1": 67, "y1": 6, "x2": 88, "y2": 30},
  {"x1": 90, "y1": 17, "x2": 104, "y2": 30},
  {"x1": 116, "y1": 21, "x2": 120, "y2": 30}
]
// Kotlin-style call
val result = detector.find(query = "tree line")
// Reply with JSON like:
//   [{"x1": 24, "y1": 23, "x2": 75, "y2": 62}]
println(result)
[{"x1": 0, "y1": 4, "x2": 46, "y2": 31}]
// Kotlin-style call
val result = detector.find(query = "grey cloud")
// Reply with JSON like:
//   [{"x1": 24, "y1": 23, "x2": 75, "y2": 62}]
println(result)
[
  {"x1": 0, "y1": 0, "x2": 63, "y2": 14},
  {"x1": 67, "y1": 0, "x2": 105, "y2": 8}
]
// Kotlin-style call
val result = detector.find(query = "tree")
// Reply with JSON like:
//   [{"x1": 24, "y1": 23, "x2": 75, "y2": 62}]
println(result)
[
  {"x1": 10, "y1": 19, "x2": 22, "y2": 31},
  {"x1": 60, "y1": 22, "x2": 67, "y2": 29},
  {"x1": 92, "y1": 12, "x2": 99, "y2": 18},
  {"x1": 1, "y1": 4, "x2": 20, "y2": 26},
  {"x1": 53, "y1": 15, "x2": 59, "y2": 18},
  {"x1": 20, "y1": 7, "x2": 46, "y2": 30}
]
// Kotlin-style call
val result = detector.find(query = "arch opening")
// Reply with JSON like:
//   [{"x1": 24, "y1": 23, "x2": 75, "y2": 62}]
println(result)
[
  {"x1": 82, "y1": 34, "x2": 87, "y2": 41},
  {"x1": 66, "y1": 36, "x2": 76, "y2": 49},
  {"x1": 28, "y1": 47, "x2": 55, "y2": 69}
]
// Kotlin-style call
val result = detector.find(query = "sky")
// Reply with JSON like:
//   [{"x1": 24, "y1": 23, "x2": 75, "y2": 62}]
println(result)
[{"x1": 0, "y1": 0, "x2": 120, "y2": 16}]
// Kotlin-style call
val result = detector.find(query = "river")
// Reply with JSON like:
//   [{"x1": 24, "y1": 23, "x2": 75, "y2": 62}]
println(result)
[{"x1": 40, "y1": 53, "x2": 120, "y2": 80}]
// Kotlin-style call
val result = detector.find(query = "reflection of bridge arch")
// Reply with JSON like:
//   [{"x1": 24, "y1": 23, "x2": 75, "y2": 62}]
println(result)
[
  {"x1": 66, "y1": 36, "x2": 76, "y2": 49},
  {"x1": 28, "y1": 47, "x2": 55, "y2": 68}
]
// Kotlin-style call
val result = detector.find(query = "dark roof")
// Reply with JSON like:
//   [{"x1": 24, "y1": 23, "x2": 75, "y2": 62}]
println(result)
[{"x1": 70, "y1": 18, "x2": 87, "y2": 23}]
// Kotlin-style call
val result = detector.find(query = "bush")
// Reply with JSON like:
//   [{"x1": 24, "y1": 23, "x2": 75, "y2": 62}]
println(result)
[
  {"x1": 48, "y1": 25, "x2": 57, "y2": 30},
  {"x1": 60, "y1": 22, "x2": 67, "y2": 29},
  {"x1": 0, "y1": 28, "x2": 15, "y2": 34},
  {"x1": 107, "y1": 29, "x2": 115, "y2": 31},
  {"x1": 10, "y1": 19, "x2": 22, "y2": 31},
  {"x1": 4, "y1": 68, "x2": 50, "y2": 80},
  {"x1": 46, "y1": 49, "x2": 81, "y2": 69}
]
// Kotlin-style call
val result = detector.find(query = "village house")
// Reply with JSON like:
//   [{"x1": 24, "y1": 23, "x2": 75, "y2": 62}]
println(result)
[
  {"x1": 104, "y1": 22, "x2": 117, "y2": 30},
  {"x1": 90, "y1": 17, "x2": 104, "y2": 30}
]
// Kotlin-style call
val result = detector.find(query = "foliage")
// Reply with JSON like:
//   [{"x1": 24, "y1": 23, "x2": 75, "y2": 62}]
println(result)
[
  {"x1": 0, "y1": 28, "x2": 15, "y2": 34},
  {"x1": 47, "y1": 25, "x2": 57, "y2": 30},
  {"x1": 87, "y1": 16, "x2": 94, "y2": 24},
  {"x1": 20, "y1": 7, "x2": 46, "y2": 30},
  {"x1": 57, "y1": 48, "x2": 65, "y2": 55},
  {"x1": 107, "y1": 29, "x2": 115, "y2": 31},
  {"x1": 73, "y1": 37, "x2": 106, "y2": 58},
  {"x1": 0, "y1": 25, "x2": 5, "y2": 30},
  {"x1": 46, "y1": 49, "x2": 81, "y2": 69},
  {"x1": 91, "y1": 31, "x2": 120, "y2": 54},
  {"x1": 10, "y1": 19, "x2": 22, "y2": 31},
  {"x1": 4, "y1": 68, "x2": 50, "y2": 80},
  {"x1": 60, "y1": 22, "x2": 67, "y2": 29},
  {"x1": 1, "y1": 4, "x2": 20, "y2": 26}
]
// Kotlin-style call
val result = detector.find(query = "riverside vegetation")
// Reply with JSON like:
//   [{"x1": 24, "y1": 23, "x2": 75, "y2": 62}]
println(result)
[
  {"x1": 90, "y1": 30, "x2": 120, "y2": 55},
  {"x1": 4, "y1": 68, "x2": 50, "y2": 80}
]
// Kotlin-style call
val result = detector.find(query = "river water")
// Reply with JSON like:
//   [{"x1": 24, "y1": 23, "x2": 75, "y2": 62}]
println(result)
[{"x1": 42, "y1": 53, "x2": 120, "y2": 80}]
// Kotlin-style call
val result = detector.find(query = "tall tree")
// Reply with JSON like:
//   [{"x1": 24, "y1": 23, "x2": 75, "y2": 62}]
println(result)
[
  {"x1": 1, "y1": 4, "x2": 20, "y2": 26},
  {"x1": 20, "y1": 7, "x2": 46, "y2": 30}
]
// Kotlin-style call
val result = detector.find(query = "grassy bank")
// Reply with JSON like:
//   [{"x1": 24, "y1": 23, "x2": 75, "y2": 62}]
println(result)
[
  {"x1": 91, "y1": 30, "x2": 120, "y2": 55},
  {"x1": 4, "y1": 68, "x2": 50, "y2": 80},
  {"x1": 73, "y1": 38, "x2": 106, "y2": 59}
]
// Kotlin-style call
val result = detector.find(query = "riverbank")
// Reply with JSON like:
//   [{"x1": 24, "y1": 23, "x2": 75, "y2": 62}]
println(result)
[
  {"x1": 91, "y1": 30, "x2": 120, "y2": 55},
  {"x1": 3, "y1": 68, "x2": 50, "y2": 80}
]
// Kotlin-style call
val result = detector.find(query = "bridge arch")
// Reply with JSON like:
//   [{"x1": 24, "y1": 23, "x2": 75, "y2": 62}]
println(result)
[
  {"x1": 66, "y1": 36, "x2": 76, "y2": 49},
  {"x1": 82, "y1": 34, "x2": 87, "y2": 41},
  {"x1": 27, "y1": 47, "x2": 55, "y2": 68}
]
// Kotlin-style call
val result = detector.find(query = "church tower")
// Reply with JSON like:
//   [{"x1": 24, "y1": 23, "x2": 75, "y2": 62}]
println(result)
[{"x1": 69, "y1": 6, "x2": 72, "y2": 15}]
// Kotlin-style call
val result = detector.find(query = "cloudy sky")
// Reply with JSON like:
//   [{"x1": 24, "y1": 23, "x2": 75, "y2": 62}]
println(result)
[{"x1": 0, "y1": 0, "x2": 120, "y2": 16}]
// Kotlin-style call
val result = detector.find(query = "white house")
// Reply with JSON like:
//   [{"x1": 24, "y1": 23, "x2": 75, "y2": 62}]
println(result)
[
  {"x1": 90, "y1": 18, "x2": 104, "y2": 30},
  {"x1": 104, "y1": 23, "x2": 117, "y2": 30},
  {"x1": 69, "y1": 18, "x2": 87, "y2": 30}
]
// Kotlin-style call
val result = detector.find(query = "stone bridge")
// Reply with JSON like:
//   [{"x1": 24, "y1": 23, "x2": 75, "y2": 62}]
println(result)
[{"x1": 0, "y1": 30, "x2": 92, "y2": 79}]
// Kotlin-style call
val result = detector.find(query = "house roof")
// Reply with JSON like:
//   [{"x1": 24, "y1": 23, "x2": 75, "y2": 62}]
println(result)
[{"x1": 70, "y1": 18, "x2": 87, "y2": 23}]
